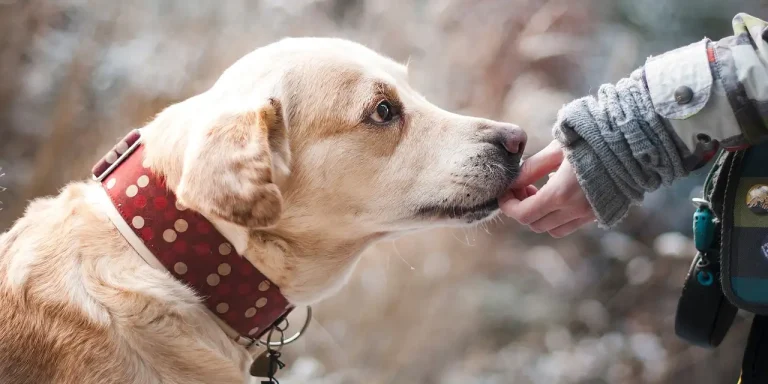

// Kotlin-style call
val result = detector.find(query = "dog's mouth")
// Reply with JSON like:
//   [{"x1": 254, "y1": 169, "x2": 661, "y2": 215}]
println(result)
[
  {"x1": 415, "y1": 198, "x2": 500, "y2": 223},
  {"x1": 412, "y1": 155, "x2": 520, "y2": 224}
]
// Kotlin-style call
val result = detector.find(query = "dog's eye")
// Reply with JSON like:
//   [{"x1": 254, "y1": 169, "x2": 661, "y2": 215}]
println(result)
[{"x1": 370, "y1": 100, "x2": 395, "y2": 123}]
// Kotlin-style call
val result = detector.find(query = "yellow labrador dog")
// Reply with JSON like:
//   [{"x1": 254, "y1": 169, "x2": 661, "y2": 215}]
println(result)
[{"x1": 0, "y1": 38, "x2": 525, "y2": 384}]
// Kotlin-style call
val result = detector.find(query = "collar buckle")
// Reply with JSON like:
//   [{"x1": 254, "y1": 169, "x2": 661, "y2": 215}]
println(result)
[{"x1": 91, "y1": 129, "x2": 143, "y2": 182}]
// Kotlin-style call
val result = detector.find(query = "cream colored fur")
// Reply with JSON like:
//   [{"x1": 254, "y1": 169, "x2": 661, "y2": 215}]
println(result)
[{"x1": 0, "y1": 38, "x2": 523, "y2": 384}]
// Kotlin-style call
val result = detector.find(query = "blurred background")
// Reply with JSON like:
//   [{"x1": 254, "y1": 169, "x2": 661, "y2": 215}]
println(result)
[{"x1": 1, "y1": 0, "x2": 767, "y2": 383}]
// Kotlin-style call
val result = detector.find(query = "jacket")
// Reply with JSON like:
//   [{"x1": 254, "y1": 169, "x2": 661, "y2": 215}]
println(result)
[{"x1": 554, "y1": 13, "x2": 768, "y2": 227}]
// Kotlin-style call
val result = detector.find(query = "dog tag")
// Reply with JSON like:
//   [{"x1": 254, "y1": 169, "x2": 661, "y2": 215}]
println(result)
[
  {"x1": 249, "y1": 351, "x2": 274, "y2": 378},
  {"x1": 249, "y1": 349, "x2": 285, "y2": 382}
]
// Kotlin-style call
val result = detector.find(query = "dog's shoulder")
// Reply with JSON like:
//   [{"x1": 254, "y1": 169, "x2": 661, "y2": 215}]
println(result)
[
  {"x1": 0, "y1": 182, "x2": 133, "y2": 383},
  {"x1": 0, "y1": 182, "x2": 251, "y2": 383}
]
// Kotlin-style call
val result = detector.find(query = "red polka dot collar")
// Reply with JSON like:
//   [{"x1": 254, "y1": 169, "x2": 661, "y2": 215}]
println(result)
[{"x1": 92, "y1": 129, "x2": 293, "y2": 348}]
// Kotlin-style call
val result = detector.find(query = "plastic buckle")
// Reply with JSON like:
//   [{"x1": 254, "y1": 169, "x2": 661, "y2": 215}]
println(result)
[{"x1": 692, "y1": 198, "x2": 716, "y2": 252}]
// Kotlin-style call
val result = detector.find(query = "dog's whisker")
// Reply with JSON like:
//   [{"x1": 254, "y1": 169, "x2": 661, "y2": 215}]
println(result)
[
  {"x1": 466, "y1": 228, "x2": 476, "y2": 246},
  {"x1": 479, "y1": 221, "x2": 492, "y2": 235},
  {"x1": 494, "y1": 162, "x2": 512, "y2": 176},
  {"x1": 396, "y1": 253, "x2": 416, "y2": 271},
  {"x1": 453, "y1": 227, "x2": 473, "y2": 247},
  {"x1": 389, "y1": 240, "x2": 401, "y2": 258},
  {"x1": 387, "y1": 240, "x2": 415, "y2": 270}
]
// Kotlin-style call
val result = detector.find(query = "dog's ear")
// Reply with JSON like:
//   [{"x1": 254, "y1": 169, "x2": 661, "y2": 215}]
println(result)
[{"x1": 176, "y1": 99, "x2": 290, "y2": 228}]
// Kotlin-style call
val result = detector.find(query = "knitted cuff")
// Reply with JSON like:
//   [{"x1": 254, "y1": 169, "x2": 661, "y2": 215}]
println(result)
[
  {"x1": 552, "y1": 67, "x2": 687, "y2": 228},
  {"x1": 561, "y1": 138, "x2": 633, "y2": 228}
]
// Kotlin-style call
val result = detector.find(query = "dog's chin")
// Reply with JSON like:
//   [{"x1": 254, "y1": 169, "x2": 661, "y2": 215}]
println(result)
[{"x1": 415, "y1": 198, "x2": 501, "y2": 224}]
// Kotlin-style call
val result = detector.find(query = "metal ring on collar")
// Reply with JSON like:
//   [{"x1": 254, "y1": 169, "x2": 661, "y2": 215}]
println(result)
[{"x1": 261, "y1": 306, "x2": 312, "y2": 347}]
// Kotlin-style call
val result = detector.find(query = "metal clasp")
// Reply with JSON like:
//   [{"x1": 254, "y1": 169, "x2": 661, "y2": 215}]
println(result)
[{"x1": 260, "y1": 306, "x2": 312, "y2": 348}]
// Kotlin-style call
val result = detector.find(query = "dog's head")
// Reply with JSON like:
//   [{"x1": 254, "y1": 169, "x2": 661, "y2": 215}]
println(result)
[{"x1": 142, "y1": 38, "x2": 526, "y2": 302}]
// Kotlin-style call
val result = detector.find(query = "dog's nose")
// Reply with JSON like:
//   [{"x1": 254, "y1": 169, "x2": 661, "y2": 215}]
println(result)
[{"x1": 496, "y1": 124, "x2": 527, "y2": 155}]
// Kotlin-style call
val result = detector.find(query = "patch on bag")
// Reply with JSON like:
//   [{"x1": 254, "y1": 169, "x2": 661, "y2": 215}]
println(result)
[{"x1": 747, "y1": 184, "x2": 768, "y2": 215}]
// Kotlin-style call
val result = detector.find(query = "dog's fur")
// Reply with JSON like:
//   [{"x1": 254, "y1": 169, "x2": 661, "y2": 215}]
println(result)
[{"x1": 0, "y1": 38, "x2": 523, "y2": 384}]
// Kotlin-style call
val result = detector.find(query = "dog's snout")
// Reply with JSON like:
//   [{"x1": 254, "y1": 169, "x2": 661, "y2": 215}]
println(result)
[{"x1": 495, "y1": 123, "x2": 527, "y2": 155}]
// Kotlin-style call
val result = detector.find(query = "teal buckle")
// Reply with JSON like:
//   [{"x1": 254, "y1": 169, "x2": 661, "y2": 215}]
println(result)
[{"x1": 692, "y1": 198, "x2": 716, "y2": 252}]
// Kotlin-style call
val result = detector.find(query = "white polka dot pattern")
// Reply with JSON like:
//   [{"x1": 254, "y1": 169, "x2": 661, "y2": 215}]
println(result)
[
  {"x1": 255, "y1": 298, "x2": 268, "y2": 308},
  {"x1": 132, "y1": 216, "x2": 145, "y2": 229},
  {"x1": 174, "y1": 219, "x2": 188, "y2": 233},
  {"x1": 244, "y1": 308, "x2": 257, "y2": 318},
  {"x1": 175, "y1": 201, "x2": 187, "y2": 211},
  {"x1": 258, "y1": 281, "x2": 270, "y2": 292},
  {"x1": 173, "y1": 262, "x2": 188, "y2": 275},
  {"x1": 163, "y1": 229, "x2": 177, "y2": 243},
  {"x1": 219, "y1": 243, "x2": 232, "y2": 256},
  {"x1": 91, "y1": 129, "x2": 142, "y2": 180},
  {"x1": 137, "y1": 175, "x2": 149, "y2": 188},
  {"x1": 248, "y1": 327, "x2": 260, "y2": 336},
  {"x1": 126, "y1": 185, "x2": 138, "y2": 197},
  {"x1": 216, "y1": 303, "x2": 229, "y2": 314},
  {"x1": 106, "y1": 178, "x2": 117, "y2": 189},
  {"x1": 105, "y1": 150, "x2": 118, "y2": 164},
  {"x1": 115, "y1": 141, "x2": 129, "y2": 154},
  {"x1": 218, "y1": 263, "x2": 231, "y2": 276},
  {"x1": 207, "y1": 274, "x2": 220, "y2": 286}
]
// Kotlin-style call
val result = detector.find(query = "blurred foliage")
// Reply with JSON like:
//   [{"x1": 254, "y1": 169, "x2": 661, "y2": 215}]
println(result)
[{"x1": 1, "y1": 1, "x2": 767, "y2": 383}]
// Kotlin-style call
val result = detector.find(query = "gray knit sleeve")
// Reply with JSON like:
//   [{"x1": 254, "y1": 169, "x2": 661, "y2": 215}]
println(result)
[{"x1": 552, "y1": 68, "x2": 689, "y2": 228}]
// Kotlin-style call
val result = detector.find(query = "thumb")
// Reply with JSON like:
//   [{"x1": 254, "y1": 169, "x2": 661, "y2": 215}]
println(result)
[{"x1": 512, "y1": 140, "x2": 564, "y2": 187}]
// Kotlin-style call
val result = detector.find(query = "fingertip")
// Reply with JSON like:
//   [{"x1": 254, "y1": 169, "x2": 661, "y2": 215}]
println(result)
[
  {"x1": 511, "y1": 188, "x2": 527, "y2": 200},
  {"x1": 548, "y1": 216, "x2": 594, "y2": 238},
  {"x1": 499, "y1": 197, "x2": 520, "y2": 217},
  {"x1": 548, "y1": 230, "x2": 567, "y2": 238},
  {"x1": 498, "y1": 189, "x2": 516, "y2": 204},
  {"x1": 511, "y1": 142, "x2": 564, "y2": 187}
]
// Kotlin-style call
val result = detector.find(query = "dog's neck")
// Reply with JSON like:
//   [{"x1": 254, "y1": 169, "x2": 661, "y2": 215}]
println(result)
[
  {"x1": 242, "y1": 223, "x2": 384, "y2": 306},
  {"x1": 139, "y1": 120, "x2": 386, "y2": 306},
  {"x1": 154, "y1": 175, "x2": 381, "y2": 306}
]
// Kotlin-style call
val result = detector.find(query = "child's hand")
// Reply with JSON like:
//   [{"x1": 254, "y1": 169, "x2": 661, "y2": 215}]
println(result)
[{"x1": 500, "y1": 141, "x2": 595, "y2": 238}]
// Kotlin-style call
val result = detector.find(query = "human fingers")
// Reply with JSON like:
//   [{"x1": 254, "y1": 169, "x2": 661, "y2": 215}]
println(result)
[
  {"x1": 500, "y1": 187, "x2": 557, "y2": 224},
  {"x1": 547, "y1": 215, "x2": 596, "y2": 238},
  {"x1": 512, "y1": 140, "x2": 564, "y2": 188},
  {"x1": 528, "y1": 208, "x2": 587, "y2": 233}
]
